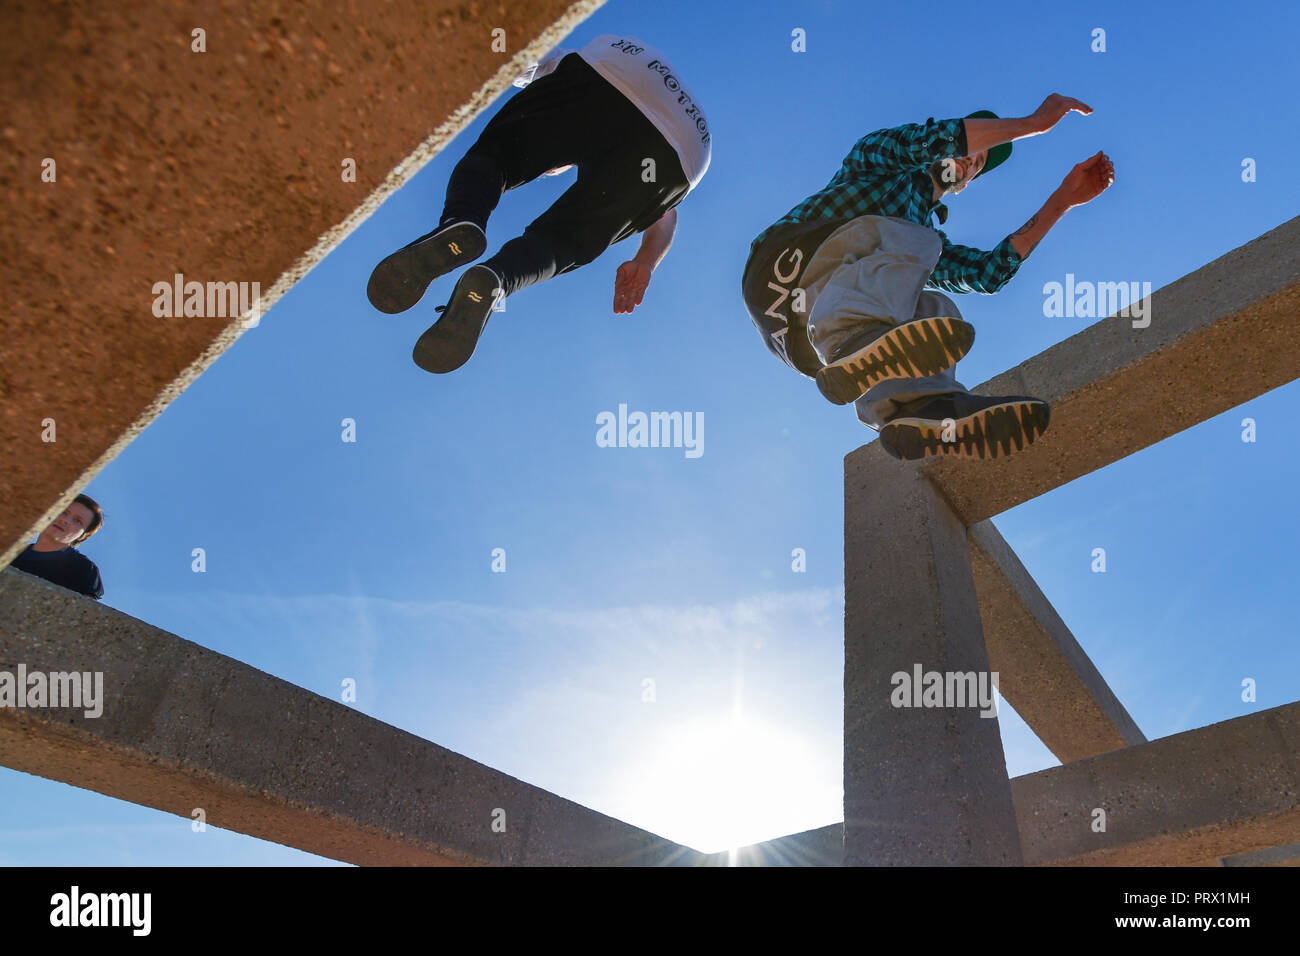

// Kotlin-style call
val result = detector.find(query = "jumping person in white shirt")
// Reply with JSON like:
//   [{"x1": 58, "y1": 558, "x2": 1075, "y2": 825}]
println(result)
[{"x1": 367, "y1": 35, "x2": 711, "y2": 374}]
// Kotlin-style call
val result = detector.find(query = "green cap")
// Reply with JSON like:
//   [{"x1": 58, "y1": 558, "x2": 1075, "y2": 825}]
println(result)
[{"x1": 965, "y1": 110, "x2": 1012, "y2": 178}]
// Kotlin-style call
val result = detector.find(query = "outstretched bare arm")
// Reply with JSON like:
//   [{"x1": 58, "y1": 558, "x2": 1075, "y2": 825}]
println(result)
[
  {"x1": 964, "y1": 93, "x2": 1094, "y2": 154},
  {"x1": 1009, "y1": 151, "x2": 1115, "y2": 259}
]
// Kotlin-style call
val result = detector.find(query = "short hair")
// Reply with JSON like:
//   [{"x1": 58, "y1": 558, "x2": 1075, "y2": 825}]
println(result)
[{"x1": 71, "y1": 493, "x2": 104, "y2": 545}]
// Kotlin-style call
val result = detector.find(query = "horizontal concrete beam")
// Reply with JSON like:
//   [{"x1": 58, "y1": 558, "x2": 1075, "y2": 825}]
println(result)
[
  {"x1": 730, "y1": 712, "x2": 1299, "y2": 868},
  {"x1": 845, "y1": 214, "x2": 1300, "y2": 525},
  {"x1": 702, "y1": 823, "x2": 844, "y2": 866},
  {"x1": 1011, "y1": 701, "x2": 1300, "y2": 866},
  {"x1": 0, "y1": 568, "x2": 702, "y2": 866},
  {"x1": 1222, "y1": 841, "x2": 1300, "y2": 867},
  {"x1": 968, "y1": 520, "x2": 1145, "y2": 763},
  {"x1": 1, "y1": 0, "x2": 602, "y2": 568}
]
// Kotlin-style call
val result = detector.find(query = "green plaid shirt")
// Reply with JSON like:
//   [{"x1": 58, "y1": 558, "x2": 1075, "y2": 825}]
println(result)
[{"x1": 751, "y1": 116, "x2": 1022, "y2": 294}]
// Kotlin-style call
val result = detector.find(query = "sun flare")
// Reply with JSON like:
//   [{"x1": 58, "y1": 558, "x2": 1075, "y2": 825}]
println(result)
[{"x1": 616, "y1": 714, "x2": 839, "y2": 856}]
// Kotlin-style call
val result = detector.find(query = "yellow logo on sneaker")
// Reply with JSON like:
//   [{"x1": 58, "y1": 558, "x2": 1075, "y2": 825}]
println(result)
[
  {"x1": 467, "y1": 291, "x2": 482, "y2": 303},
  {"x1": 448, "y1": 241, "x2": 462, "y2": 255}
]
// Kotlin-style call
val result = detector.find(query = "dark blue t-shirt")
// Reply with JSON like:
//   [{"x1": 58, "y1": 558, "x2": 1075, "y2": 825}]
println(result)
[{"x1": 11, "y1": 546, "x2": 104, "y2": 600}]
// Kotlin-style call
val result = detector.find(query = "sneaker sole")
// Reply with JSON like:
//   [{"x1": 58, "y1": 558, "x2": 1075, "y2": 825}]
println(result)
[
  {"x1": 367, "y1": 222, "x2": 487, "y2": 314},
  {"x1": 880, "y1": 399, "x2": 1050, "y2": 461},
  {"x1": 411, "y1": 266, "x2": 499, "y2": 373},
  {"x1": 815, "y1": 317, "x2": 975, "y2": 406}
]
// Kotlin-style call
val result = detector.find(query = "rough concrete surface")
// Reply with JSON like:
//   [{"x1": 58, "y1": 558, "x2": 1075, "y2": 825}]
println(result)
[
  {"x1": 843, "y1": 463, "x2": 1023, "y2": 865},
  {"x1": 0, "y1": 567, "x2": 702, "y2": 866},
  {"x1": 1011, "y1": 702, "x2": 1300, "y2": 866},
  {"x1": 836, "y1": 218, "x2": 1300, "y2": 867},
  {"x1": 1222, "y1": 841, "x2": 1300, "y2": 867},
  {"x1": 845, "y1": 214, "x2": 1300, "y2": 526},
  {"x1": 0, "y1": 0, "x2": 603, "y2": 568},
  {"x1": 968, "y1": 520, "x2": 1145, "y2": 763}
]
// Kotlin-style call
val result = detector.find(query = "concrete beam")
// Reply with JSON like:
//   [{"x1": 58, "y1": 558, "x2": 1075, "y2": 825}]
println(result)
[
  {"x1": 1, "y1": 0, "x2": 603, "y2": 567},
  {"x1": 1222, "y1": 841, "x2": 1300, "y2": 867},
  {"x1": 700, "y1": 823, "x2": 843, "y2": 866},
  {"x1": 844, "y1": 461, "x2": 1022, "y2": 865},
  {"x1": 1011, "y1": 701, "x2": 1300, "y2": 866},
  {"x1": 706, "y1": 704, "x2": 1300, "y2": 868},
  {"x1": 845, "y1": 215, "x2": 1300, "y2": 526},
  {"x1": 968, "y1": 520, "x2": 1145, "y2": 763},
  {"x1": 0, "y1": 568, "x2": 702, "y2": 866}
]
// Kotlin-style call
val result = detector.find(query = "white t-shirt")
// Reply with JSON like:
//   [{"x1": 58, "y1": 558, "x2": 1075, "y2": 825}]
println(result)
[{"x1": 516, "y1": 35, "x2": 711, "y2": 191}]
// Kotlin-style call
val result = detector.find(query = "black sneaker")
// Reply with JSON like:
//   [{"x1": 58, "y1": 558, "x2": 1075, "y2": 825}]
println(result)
[
  {"x1": 411, "y1": 264, "x2": 501, "y2": 373},
  {"x1": 815, "y1": 316, "x2": 975, "y2": 405},
  {"x1": 367, "y1": 221, "x2": 487, "y2": 314},
  {"x1": 878, "y1": 392, "x2": 1050, "y2": 461}
]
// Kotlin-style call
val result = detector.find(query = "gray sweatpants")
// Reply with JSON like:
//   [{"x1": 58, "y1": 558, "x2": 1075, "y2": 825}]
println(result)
[{"x1": 800, "y1": 215, "x2": 967, "y2": 430}]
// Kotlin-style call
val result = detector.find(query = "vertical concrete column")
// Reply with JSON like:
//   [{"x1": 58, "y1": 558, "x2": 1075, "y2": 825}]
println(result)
[{"x1": 843, "y1": 454, "x2": 1022, "y2": 865}]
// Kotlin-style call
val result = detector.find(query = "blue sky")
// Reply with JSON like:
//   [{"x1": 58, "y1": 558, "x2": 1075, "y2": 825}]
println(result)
[{"x1": 4, "y1": 0, "x2": 1299, "y2": 862}]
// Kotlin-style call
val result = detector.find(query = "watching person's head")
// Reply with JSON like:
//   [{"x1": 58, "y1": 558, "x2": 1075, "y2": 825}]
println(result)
[{"x1": 39, "y1": 494, "x2": 104, "y2": 549}]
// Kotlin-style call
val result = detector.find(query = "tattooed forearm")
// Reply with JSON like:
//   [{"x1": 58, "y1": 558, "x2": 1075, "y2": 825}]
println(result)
[
  {"x1": 1013, "y1": 214, "x2": 1038, "y2": 236},
  {"x1": 1012, "y1": 214, "x2": 1042, "y2": 255},
  {"x1": 1008, "y1": 200, "x2": 1067, "y2": 260}
]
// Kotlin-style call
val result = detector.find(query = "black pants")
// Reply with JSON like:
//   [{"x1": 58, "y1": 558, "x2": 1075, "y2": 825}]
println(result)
[
  {"x1": 440, "y1": 54, "x2": 690, "y2": 298},
  {"x1": 740, "y1": 218, "x2": 846, "y2": 379}
]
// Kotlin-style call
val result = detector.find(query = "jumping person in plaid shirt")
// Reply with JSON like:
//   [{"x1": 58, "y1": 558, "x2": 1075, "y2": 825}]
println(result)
[{"x1": 741, "y1": 95, "x2": 1114, "y2": 460}]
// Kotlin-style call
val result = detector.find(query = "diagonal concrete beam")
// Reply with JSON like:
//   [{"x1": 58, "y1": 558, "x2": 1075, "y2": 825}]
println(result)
[
  {"x1": 700, "y1": 823, "x2": 844, "y2": 866},
  {"x1": 968, "y1": 519, "x2": 1145, "y2": 763},
  {"x1": 1222, "y1": 841, "x2": 1300, "y2": 867},
  {"x1": 1011, "y1": 701, "x2": 1300, "y2": 866},
  {"x1": 0, "y1": 568, "x2": 702, "y2": 866},
  {"x1": 845, "y1": 215, "x2": 1300, "y2": 526},
  {"x1": 1, "y1": 0, "x2": 603, "y2": 568}
]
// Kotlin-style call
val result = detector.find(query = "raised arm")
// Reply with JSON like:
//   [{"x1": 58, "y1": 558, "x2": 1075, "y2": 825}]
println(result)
[
  {"x1": 1009, "y1": 151, "x2": 1114, "y2": 258},
  {"x1": 930, "y1": 150, "x2": 1114, "y2": 293},
  {"x1": 964, "y1": 93, "x2": 1093, "y2": 154}
]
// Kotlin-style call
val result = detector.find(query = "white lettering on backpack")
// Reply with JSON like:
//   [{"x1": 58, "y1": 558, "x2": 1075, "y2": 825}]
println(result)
[{"x1": 763, "y1": 246, "x2": 805, "y2": 365}]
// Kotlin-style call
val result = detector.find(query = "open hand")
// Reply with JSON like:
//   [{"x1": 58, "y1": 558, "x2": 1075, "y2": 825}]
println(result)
[
  {"x1": 1058, "y1": 151, "x2": 1114, "y2": 208},
  {"x1": 1031, "y1": 93, "x2": 1093, "y2": 133},
  {"x1": 614, "y1": 260, "x2": 652, "y2": 314}
]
